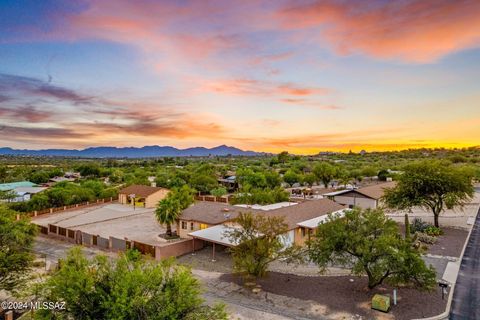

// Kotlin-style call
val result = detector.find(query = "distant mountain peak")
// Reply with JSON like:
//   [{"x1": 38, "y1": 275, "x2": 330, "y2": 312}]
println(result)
[{"x1": 0, "y1": 145, "x2": 263, "y2": 158}]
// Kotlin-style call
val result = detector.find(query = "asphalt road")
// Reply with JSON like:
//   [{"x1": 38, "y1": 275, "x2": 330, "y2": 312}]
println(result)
[{"x1": 449, "y1": 203, "x2": 480, "y2": 320}]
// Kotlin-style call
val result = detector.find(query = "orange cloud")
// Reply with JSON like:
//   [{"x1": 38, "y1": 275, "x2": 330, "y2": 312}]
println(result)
[
  {"x1": 202, "y1": 78, "x2": 331, "y2": 98},
  {"x1": 277, "y1": 0, "x2": 480, "y2": 63}
]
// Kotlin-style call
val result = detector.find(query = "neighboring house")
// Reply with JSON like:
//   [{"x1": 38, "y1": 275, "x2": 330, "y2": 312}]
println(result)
[
  {"x1": 118, "y1": 185, "x2": 169, "y2": 208},
  {"x1": 288, "y1": 186, "x2": 337, "y2": 200},
  {"x1": 323, "y1": 181, "x2": 396, "y2": 209},
  {"x1": 12, "y1": 186, "x2": 48, "y2": 202},
  {"x1": 217, "y1": 175, "x2": 238, "y2": 192},
  {"x1": 0, "y1": 181, "x2": 37, "y2": 191},
  {"x1": 178, "y1": 198, "x2": 346, "y2": 247},
  {"x1": 49, "y1": 176, "x2": 76, "y2": 183},
  {"x1": 0, "y1": 181, "x2": 46, "y2": 202},
  {"x1": 64, "y1": 171, "x2": 81, "y2": 179}
]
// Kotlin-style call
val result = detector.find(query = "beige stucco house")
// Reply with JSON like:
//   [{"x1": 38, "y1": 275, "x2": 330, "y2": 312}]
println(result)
[{"x1": 118, "y1": 185, "x2": 169, "y2": 208}]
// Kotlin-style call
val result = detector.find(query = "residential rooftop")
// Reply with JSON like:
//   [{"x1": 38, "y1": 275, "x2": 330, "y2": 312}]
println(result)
[
  {"x1": 0, "y1": 181, "x2": 37, "y2": 191},
  {"x1": 323, "y1": 181, "x2": 396, "y2": 200},
  {"x1": 119, "y1": 184, "x2": 168, "y2": 198},
  {"x1": 180, "y1": 198, "x2": 346, "y2": 230}
]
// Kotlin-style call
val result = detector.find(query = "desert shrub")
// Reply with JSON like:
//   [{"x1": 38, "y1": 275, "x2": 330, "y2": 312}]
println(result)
[
  {"x1": 424, "y1": 226, "x2": 443, "y2": 236},
  {"x1": 416, "y1": 232, "x2": 437, "y2": 244},
  {"x1": 411, "y1": 218, "x2": 431, "y2": 233}
]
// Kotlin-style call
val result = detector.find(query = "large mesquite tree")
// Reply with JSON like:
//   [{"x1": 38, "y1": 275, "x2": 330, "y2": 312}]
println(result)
[
  {"x1": 384, "y1": 161, "x2": 474, "y2": 227},
  {"x1": 308, "y1": 208, "x2": 436, "y2": 290}
]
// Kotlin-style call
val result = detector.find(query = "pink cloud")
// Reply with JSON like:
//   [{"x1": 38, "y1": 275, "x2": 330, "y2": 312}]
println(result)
[
  {"x1": 277, "y1": 0, "x2": 480, "y2": 63},
  {"x1": 201, "y1": 78, "x2": 331, "y2": 98}
]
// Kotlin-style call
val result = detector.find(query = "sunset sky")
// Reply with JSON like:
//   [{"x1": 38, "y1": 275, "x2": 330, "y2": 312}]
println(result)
[{"x1": 1, "y1": 0, "x2": 480, "y2": 154}]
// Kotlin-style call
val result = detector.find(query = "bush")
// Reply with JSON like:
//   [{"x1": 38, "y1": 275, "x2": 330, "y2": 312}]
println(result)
[
  {"x1": 32, "y1": 248, "x2": 227, "y2": 320},
  {"x1": 416, "y1": 232, "x2": 437, "y2": 244},
  {"x1": 411, "y1": 218, "x2": 431, "y2": 233},
  {"x1": 424, "y1": 226, "x2": 443, "y2": 237}
]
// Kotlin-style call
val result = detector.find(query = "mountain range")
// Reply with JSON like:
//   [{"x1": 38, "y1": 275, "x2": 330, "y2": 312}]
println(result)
[{"x1": 0, "y1": 145, "x2": 263, "y2": 158}]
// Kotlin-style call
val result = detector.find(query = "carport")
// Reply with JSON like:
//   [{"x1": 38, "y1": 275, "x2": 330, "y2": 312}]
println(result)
[{"x1": 188, "y1": 224, "x2": 239, "y2": 261}]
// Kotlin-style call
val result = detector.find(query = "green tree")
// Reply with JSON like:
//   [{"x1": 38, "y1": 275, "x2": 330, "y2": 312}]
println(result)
[
  {"x1": 360, "y1": 166, "x2": 377, "y2": 178},
  {"x1": 76, "y1": 164, "x2": 101, "y2": 178},
  {"x1": 0, "y1": 206, "x2": 37, "y2": 291},
  {"x1": 303, "y1": 173, "x2": 317, "y2": 186},
  {"x1": 264, "y1": 171, "x2": 282, "y2": 188},
  {"x1": 210, "y1": 187, "x2": 227, "y2": 197},
  {"x1": 190, "y1": 173, "x2": 218, "y2": 194},
  {"x1": 29, "y1": 171, "x2": 51, "y2": 184},
  {"x1": 384, "y1": 161, "x2": 474, "y2": 227},
  {"x1": 283, "y1": 169, "x2": 301, "y2": 186},
  {"x1": 225, "y1": 212, "x2": 303, "y2": 279},
  {"x1": 336, "y1": 168, "x2": 351, "y2": 187},
  {"x1": 377, "y1": 169, "x2": 389, "y2": 181},
  {"x1": 173, "y1": 185, "x2": 195, "y2": 209},
  {"x1": 350, "y1": 169, "x2": 363, "y2": 184},
  {"x1": 277, "y1": 151, "x2": 290, "y2": 164},
  {"x1": 313, "y1": 162, "x2": 336, "y2": 188},
  {"x1": 308, "y1": 208, "x2": 436, "y2": 290},
  {"x1": 0, "y1": 189, "x2": 17, "y2": 202},
  {"x1": 32, "y1": 248, "x2": 227, "y2": 320},
  {"x1": 0, "y1": 166, "x2": 7, "y2": 183}
]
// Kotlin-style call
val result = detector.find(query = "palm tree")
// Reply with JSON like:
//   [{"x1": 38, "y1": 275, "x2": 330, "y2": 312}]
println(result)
[{"x1": 155, "y1": 196, "x2": 181, "y2": 237}]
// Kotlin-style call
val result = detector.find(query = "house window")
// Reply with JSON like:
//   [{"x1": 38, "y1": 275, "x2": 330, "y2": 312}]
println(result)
[
  {"x1": 301, "y1": 227, "x2": 306, "y2": 237},
  {"x1": 200, "y1": 223, "x2": 208, "y2": 230},
  {"x1": 190, "y1": 222, "x2": 194, "y2": 230},
  {"x1": 181, "y1": 221, "x2": 187, "y2": 230}
]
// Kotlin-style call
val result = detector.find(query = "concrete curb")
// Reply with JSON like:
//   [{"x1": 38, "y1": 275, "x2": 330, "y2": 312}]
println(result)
[{"x1": 412, "y1": 201, "x2": 480, "y2": 320}]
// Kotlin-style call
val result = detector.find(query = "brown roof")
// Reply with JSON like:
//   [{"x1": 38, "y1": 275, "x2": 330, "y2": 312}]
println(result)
[
  {"x1": 356, "y1": 181, "x2": 396, "y2": 200},
  {"x1": 180, "y1": 202, "x2": 253, "y2": 224},
  {"x1": 314, "y1": 187, "x2": 338, "y2": 195},
  {"x1": 265, "y1": 199, "x2": 346, "y2": 229},
  {"x1": 180, "y1": 198, "x2": 345, "y2": 230},
  {"x1": 119, "y1": 185, "x2": 168, "y2": 198}
]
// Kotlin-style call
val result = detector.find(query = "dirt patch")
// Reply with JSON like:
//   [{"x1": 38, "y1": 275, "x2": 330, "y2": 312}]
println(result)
[
  {"x1": 427, "y1": 227, "x2": 468, "y2": 257},
  {"x1": 220, "y1": 272, "x2": 447, "y2": 320}
]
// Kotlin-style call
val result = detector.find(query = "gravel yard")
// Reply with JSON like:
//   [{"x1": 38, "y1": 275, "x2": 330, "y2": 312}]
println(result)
[
  {"x1": 220, "y1": 272, "x2": 448, "y2": 320},
  {"x1": 427, "y1": 227, "x2": 469, "y2": 257}
]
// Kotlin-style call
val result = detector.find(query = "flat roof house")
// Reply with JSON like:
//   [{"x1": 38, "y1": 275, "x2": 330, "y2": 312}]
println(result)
[
  {"x1": 323, "y1": 181, "x2": 396, "y2": 209},
  {"x1": 118, "y1": 185, "x2": 169, "y2": 208},
  {"x1": 0, "y1": 181, "x2": 46, "y2": 202},
  {"x1": 0, "y1": 181, "x2": 37, "y2": 191}
]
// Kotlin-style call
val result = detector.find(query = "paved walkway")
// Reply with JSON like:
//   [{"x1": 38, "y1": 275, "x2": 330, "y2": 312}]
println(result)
[{"x1": 450, "y1": 205, "x2": 480, "y2": 320}]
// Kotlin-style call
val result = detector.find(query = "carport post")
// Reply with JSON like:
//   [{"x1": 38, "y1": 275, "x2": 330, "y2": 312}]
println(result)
[
  {"x1": 212, "y1": 243, "x2": 216, "y2": 262},
  {"x1": 191, "y1": 237, "x2": 196, "y2": 255}
]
